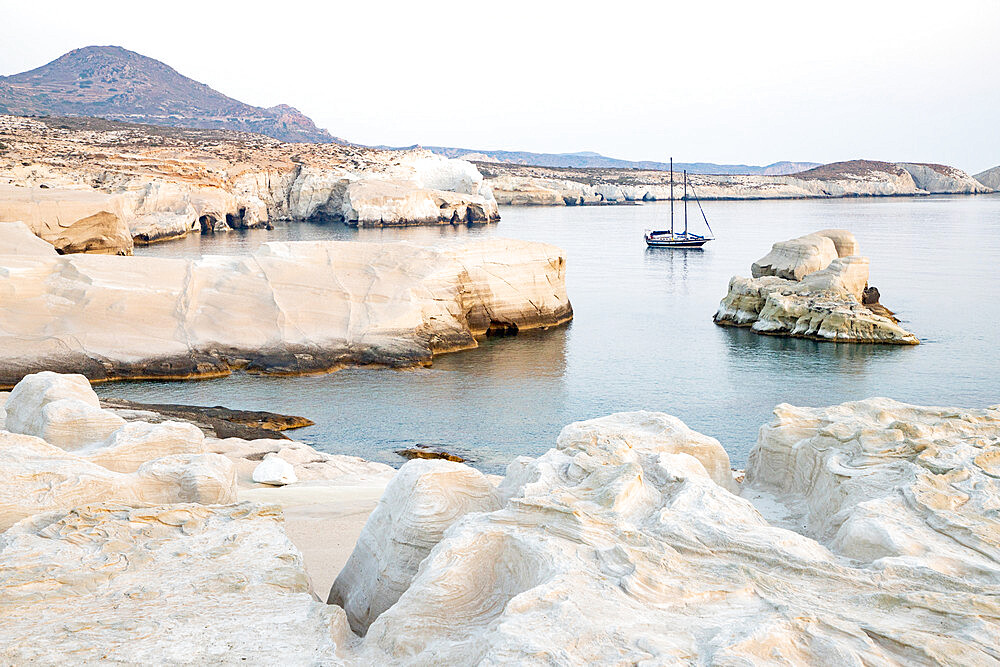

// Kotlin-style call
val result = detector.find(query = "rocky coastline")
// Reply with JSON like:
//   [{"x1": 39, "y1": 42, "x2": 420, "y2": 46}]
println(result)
[
  {"x1": 0, "y1": 220, "x2": 571, "y2": 387},
  {"x1": 2, "y1": 372, "x2": 997, "y2": 662},
  {"x1": 480, "y1": 159, "x2": 992, "y2": 206},
  {"x1": 0, "y1": 115, "x2": 500, "y2": 256},
  {"x1": 714, "y1": 229, "x2": 919, "y2": 344}
]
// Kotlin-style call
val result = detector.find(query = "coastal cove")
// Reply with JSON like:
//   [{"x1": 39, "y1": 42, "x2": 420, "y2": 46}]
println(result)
[{"x1": 99, "y1": 195, "x2": 1000, "y2": 472}]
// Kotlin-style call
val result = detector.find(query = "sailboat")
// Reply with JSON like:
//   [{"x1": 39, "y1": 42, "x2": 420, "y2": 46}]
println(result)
[{"x1": 644, "y1": 158, "x2": 715, "y2": 248}]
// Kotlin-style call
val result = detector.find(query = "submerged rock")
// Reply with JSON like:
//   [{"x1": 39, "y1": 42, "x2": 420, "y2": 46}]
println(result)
[
  {"x1": 715, "y1": 230, "x2": 918, "y2": 344},
  {"x1": 99, "y1": 397, "x2": 313, "y2": 440}
]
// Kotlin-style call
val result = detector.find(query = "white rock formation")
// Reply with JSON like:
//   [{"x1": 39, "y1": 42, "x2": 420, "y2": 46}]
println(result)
[
  {"x1": 486, "y1": 160, "x2": 990, "y2": 205},
  {"x1": 0, "y1": 372, "x2": 233, "y2": 529},
  {"x1": 0, "y1": 183, "x2": 134, "y2": 254},
  {"x1": 898, "y1": 162, "x2": 992, "y2": 194},
  {"x1": 4, "y1": 371, "x2": 126, "y2": 448},
  {"x1": 715, "y1": 230, "x2": 918, "y2": 344},
  {"x1": 252, "y1": 453, "x2": 298, "y2": 485},
  {"x1": 751, "y1": 231, "x2": 840, "y2": 280},
  {"x1": 0, "y1": 432, "x2": 235, "y2": 530},
  {"x1": 350, "y1": 407, "x2": 1000, "y2": 663},
  {"x1": 329, "y1": 459, "x2": 501, "y2": 635},
  {"x1": 746, "y1": 398, "x2": 1000, "y2": 577},
  {"x1": 0, "y1": 238, "x2": 572, "y2": 385},
  {"x1": 87, "y1": 420, "x2": 207, "y2": 473},
  {"x1": 974, "y1": 164, "x2": 1000, "y2": 191},
  {"x1": 0, "y1": 117, "x2": 501, "y2": 250},
  {"x1": 550, "y1": 411, "x2": 738, "y2": 492},
  {"x1": 3, "y1": 398, "x2": 1000, "y2": 663},
  {"x1": 0, "y1": 220, "x2": 60, "y2": 255},
  {"x1": 0, "y1": 503, "x2": 351, "y2": 663}
]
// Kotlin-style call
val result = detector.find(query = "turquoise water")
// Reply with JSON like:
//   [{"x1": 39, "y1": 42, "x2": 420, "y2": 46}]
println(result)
[{"x1": 100, "y1": 196, "x2": 1000, "y2": 472}]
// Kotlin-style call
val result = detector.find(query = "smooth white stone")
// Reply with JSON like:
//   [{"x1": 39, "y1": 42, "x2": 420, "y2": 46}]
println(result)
[{"x1": 252, "y1": 453, "x2": 298, "y2": 486}]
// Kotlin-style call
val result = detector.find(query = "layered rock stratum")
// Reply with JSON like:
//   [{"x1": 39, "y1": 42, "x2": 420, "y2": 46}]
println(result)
[
  {"x1": 0, "y1": 115, "x2": 499, "y2": 254},
  {"x1": 0, "y1": 222, "x2": 572, "y2": 386},
  {"x1": 714, "y1": 229, "x2": 918, "y2": 344},
  {"x1": 481, "y1": 159, "x2": 992, "y2": 205},
  {"x1": 2, "y1": 375, "x2": 998, "y2": 663}
]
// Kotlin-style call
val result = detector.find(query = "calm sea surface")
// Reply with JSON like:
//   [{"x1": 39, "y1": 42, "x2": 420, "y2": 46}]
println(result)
[{"x1": 98, "y1": 196, "x2": 1000, "y2": 472}]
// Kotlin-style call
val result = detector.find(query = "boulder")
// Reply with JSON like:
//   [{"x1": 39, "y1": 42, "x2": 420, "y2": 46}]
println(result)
[
  {"x1": 552, "y1": 411, "x2": 738, "y2": 492},
  {"x1": 751, "y1": 232, "x2": 840, "y2": 280},
  {"x1": 328, "y1": 459, "x2": 501, "y2": 635},
  {"x1": 86, "y1": 420, "x2": 207, "y2": 473},
  {"x1": 814, "y1": 228, "x2": 859, "y2": 257},
  {"x1": 746, "y1": 398, "x2": 1000, "y2": 573},
  {"x1": 3, "y1": 371, "x2": 126, "y2": 448},
  {"x1": 252, "y1": 453, "x2": 298, "y2": 486}
]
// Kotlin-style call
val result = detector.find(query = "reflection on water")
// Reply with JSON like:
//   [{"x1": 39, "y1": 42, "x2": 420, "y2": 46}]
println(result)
[{"x1": 108, "y1": 195, "x2": 1000, "y2": 472}]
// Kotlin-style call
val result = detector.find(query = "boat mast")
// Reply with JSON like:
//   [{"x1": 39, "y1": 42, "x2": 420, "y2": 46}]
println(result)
[
  {"x1": 683, "y1": 170, "x2": 688, "y2": 235},
  {"x1": 670, "y1": 157, "x2": 674, "y2": 236}
]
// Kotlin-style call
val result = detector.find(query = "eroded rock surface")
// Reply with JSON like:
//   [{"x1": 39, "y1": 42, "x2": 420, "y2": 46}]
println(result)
[
  {"x1": 2, "y1": 388, "x2": 999, "y2": 664},
  {"x1": 0, "y1": 115, "x2": 499, "y2": 252},
  {"x1": 345, "y1": 407, "x2": 1000, "y2": 663},
  {"x1": 0, "y1": 503, "x2": 350, "y2": 664},
  {"x1": 0, "y1": 237, "x2": 572, "y2": 386},
  {"x1": 329, "y1": 459, "x2": 501, "y2": 635},
  {"x1": 715, "y1": 230, "x2": 918, "y2": 344}
]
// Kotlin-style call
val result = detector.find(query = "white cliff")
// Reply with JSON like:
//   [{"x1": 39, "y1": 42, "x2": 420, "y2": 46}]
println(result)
[
  {"x1": 0, "y1": 115, "x2": 500, "y2": 254},
  {"x1": 0, "y1": 230, "x2": 572, "y2": 385},
  {"x1": 483, "y1": 159, "x2": 990, "y2": 205},
  {"x1": 715, "y1": 229, "x2": 918, "y2": 344},
  {"x1": 898, "y1": 162, "x2": 992, "y2": 194}
]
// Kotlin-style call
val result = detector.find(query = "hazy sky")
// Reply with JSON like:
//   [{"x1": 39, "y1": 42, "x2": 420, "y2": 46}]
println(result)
[{"x1": 2, "y1": 0, "x2": 999, "y2": 172}]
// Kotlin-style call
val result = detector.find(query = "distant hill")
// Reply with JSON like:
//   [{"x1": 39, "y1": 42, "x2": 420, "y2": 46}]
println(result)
[
  {"x1": 974, "y1": 165, "x2": 1000, "y2": 190},
  {"x1": 413, "y1": 146, "x2": 819, "y2": 175},
  {"x1": 0, "y1": 45, "x2": 336, "y2": 143}
]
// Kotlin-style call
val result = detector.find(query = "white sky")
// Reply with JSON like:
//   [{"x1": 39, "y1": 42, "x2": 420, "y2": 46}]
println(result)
[{"x1": 2, "y1": 0, "x2": 999, "y2": 172}]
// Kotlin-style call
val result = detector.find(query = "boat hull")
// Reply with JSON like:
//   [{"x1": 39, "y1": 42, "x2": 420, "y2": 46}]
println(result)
[{"x1": 645, "y1": 237, "x2": 711, "y2": 248}]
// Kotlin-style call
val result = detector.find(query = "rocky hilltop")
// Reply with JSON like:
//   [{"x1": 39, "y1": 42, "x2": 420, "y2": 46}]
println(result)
[
  {"x1": 0, "y1": 115, "x2": 499, "y2": 254},
  {"x1": 714, "y1": 229, "x2": 919, "y2": 344},
  {"x1": 2, "y1": 372, "x2": 998, "y2": 663},
  {"x1": 974, "y1": 164, "x2": 1000, "y2": 190},
  {"x1": 0, "y1": 221, "x2": 572, "y2": 386},
  {"x1": 481, "y1": 159, "x2": 992, "y2": 205},
  {"x1": 0, "y1": 46, "x2": 335, "y2": 143}
]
